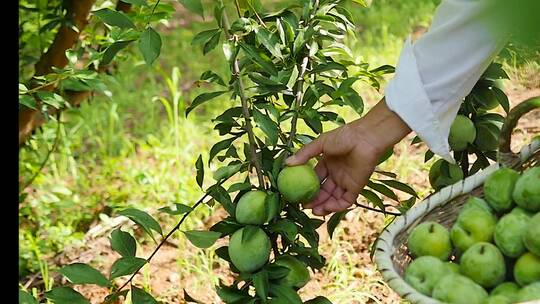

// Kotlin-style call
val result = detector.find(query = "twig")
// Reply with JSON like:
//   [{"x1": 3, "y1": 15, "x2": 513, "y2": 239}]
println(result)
[
  {"x1": 111, "y1": 192, "x2": 211, "y2": 298},
  {"x1": 354, "y1": 202, "x2": 401, "y2": 216},
  {"x1": 145, "y1": 0, "x2": 162, "y2": 26},
  {"x1": 221, "y1": 3, "x2": 265, "y2": 189},
  {"x1": 233, "y1": 60, "x2": 266, "y2": 189},
  {"x1": 19, "y1": 112, "x2": 62, "y2": 195},
  {"x1": 285, "y1": 56, "x2": 310, "y2": 155}
]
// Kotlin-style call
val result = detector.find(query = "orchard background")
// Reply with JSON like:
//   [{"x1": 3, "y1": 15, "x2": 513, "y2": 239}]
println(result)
[{"x1": 18, "y1": 0, "x2": 540, "y2": 303}]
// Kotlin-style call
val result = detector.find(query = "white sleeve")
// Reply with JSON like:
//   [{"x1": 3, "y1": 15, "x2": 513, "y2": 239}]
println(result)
[{"x1": 384, "y1": 0, "x2": 509, "y2": 163}]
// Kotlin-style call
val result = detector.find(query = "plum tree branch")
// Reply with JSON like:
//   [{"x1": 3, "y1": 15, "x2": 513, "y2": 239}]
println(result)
[
  {"x1": 111, "y1": 190, "x2": 212, "y2": 298},
  {"x1": 221, "y1": 2, "x2": 266, "y2": 189},
  {"x1": 286, "y1": 56, "x2": 309, "y2": 153}
]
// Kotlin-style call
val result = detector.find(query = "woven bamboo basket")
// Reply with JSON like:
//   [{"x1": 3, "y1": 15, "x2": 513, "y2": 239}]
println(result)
[{"x1": 374, "y1": 96, "x2": 540, "y2": 304}]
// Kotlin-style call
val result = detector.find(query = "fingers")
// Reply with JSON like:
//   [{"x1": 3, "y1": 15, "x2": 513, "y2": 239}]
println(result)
[
  {"x1": 304, "y1": 176, "x2": 335, "y2": 208},
  {"x1": 285, "y1": 135, "x2": 325, "y2": 166},
  {"x1": 309, "y1": 185, "x2": 359, "y2": 217},
  {"x1": 314, "y1": 160, "x2": 329, "y2": 182}
]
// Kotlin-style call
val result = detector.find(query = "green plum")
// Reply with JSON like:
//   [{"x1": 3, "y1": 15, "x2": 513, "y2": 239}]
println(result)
[
  {"x1": 523, "y1": 213, "x2": 540, "y2": 256},
  {"x1": 404, "y1": 256, "x2": 447, "y2": 296},
  {"x1": 513, "y1": 167, "x2": 540, "y2": 212},
  {"x1": 451, "y1": 207, "x2": 497, "y2": 253},
  {"x1": 514, "y1": 252, "x2": 540, "y2": 286},
  {"x1": 516, "y1": 281, "x2": 540, "y2": 302},
  {"x1": 407, "y1": 221, "x2": 452, "y2": 260},
  {"x1": 459, "y1": 242, "x2": 506, "y2": 288},
  {"x1": 432, "y1": 274, "x2": 488, "y2": 304},
  {"x1": 494, "y1": 212, "x2": 529, "y2": 257},
  {"x1": 484, "y1": 168, "x2": 519, "y2": 213}
]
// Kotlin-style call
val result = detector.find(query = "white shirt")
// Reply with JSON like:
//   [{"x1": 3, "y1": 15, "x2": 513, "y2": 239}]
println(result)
[{"x1": 385, "y1": 0, "x2": 509, "y2": 163}]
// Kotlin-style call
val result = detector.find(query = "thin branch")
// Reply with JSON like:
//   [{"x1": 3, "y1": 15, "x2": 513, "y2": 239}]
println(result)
[
  {"x1": 145, "y1": 0, "x2": 161, "y2": 26},
  {"x1": 233, "y1": 59, "x2": 266, "y2": 189},
  {"x1": 354, "y1": 202, "x2": 401, "y2": 216},
  {"x1": 19, "y1": 112, "x2": 63, "y2": 195},
  {"x1": 221, "y1": 3, "x2": 265, "y2": 189},
  {"x1": 285, "y1": 56, "x2": 310, "y2": 154},
  {"x1": 112, "y1": 191, "x2": 211, "y2": 297}
]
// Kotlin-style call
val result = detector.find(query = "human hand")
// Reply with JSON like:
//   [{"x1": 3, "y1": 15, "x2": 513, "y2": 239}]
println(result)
[{"x1": 285, "y1": 99, "x2": 411, "y2": 216}]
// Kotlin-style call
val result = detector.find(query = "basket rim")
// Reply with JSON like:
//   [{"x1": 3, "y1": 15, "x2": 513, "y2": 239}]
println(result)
[{"x1": 373, "y1": 139, "x2": 540, "y2": 304}]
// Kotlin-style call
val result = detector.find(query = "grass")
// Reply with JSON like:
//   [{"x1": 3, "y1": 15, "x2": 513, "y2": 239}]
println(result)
[{"x1": 19, "y1": 0, "x2": 538, "y2": 302}]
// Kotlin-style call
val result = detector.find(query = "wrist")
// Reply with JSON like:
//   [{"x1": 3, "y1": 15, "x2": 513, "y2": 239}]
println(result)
[{"x1": 350, "y1": 98, "x2": 412, "y2": 157}]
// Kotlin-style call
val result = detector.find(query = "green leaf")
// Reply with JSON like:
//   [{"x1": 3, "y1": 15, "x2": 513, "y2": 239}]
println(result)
[
  {"x1": 253, "y1": 109, "x2": 279, "y2": 146},
  {"x1": 110, "y1": 228, "x2": 137, "y2": 257},
  {"x1": 253, "y1": 270, "x2": 269, "y2": 302},
  {"x1": 311, "y1": 62, "x2": 347, "y2": 74},
  {"x1": 213, "y1": 163, "x2": 243, "y2": 181},
  {"x1": 228, "y1": 181, "x2": 252, "y2": 193},
  {"x1": 208, "y1": 184, "x2": 235, "y2": 215},
  {"x1": 195, "y1": 154, "x2": 204, "y2": 188},
  {"x1": 352, "y1": 0, "x2": 368, "y2": 6},
  {"x1": 118, "y1": 208, "x2": 162, "y2": 240},
  {"x1": 186, "y1": 91, "x2": 227, "y2": 116},
  {"x1": 370, "y1": 64, "x2": 395, "y2": 74},
  {"x1": 491, "y1": 86, "x2": 509, "y2": 113},
  {"x1": 424, "y1": 150, "x2": 435, "y2": 162},
  {"x1": 93, "y1": 8, "x2": 135, "y2": 28},
  {"x1": 378, "y1": 179, "x2": 418, "y2": 198},
  {"x1": 482, "y1": 62, "x2": 509, "y2": 80},
  {"x1": 210, "y1": 218, "x2": 242, "y2": 236},
  {"x1": 58, "y1": 263, "x2": 110, "y2": 287},
  {"x1": 192, "y1": 29, "x2": 220, "y2": 45},
  {"x1": 341, "y1": 87, "x2": 363, "y2": 115},
  {"x1": 101, "y1": 40, "x2": 133, "y2": 65},
  {"x1": 19, "y1": 94, "x2": 37, "y2": 110},
  {"x1": 255, "y1": 28, "x2": 283, "y2": 60},
  {"x1": 269, "y1": 219, "x2": 297, "y2": 242},
  {"x1": 239, "y1": 42, "x2": 278, "y2": 76},
  {"x1": 268, "y1": 284, "x2": 302, "y2": 304},
  {"x1": 200, "y1": 70, "x2": 226, "y2": 86},
  {"x1": 178, "y1": 0, "x2": 204, "y2": 18},
  {"x1": 367, "y1": 181, "x2": 399, "y2": 201},
  {"x1": 183, "y1": 230, "x2": 221, "y2": 248},
  {"x1": 158, "y1": 203, "x2": 192, "y2": 215},
  {"x1": 209, "y1": 137, "x2": 237, "y2": 163},
  {"x1": 305, "y1": 296, "x2": 333, "y2": 304},
  {"x1": 216, "y1": 284, "x2": 251, "y2": 303},
  {"x1": 109, "y1": 257, "x2": 146, "y2": 279},
  {"x1": 138, "y1": 27, "x2": 162, "y2": 65},
  {"x1": 36, "y1": 91, "x2": 65, "y2": 109},
  {"x1": 45, "y1": 287, "x2": 89, "y2": 304},
  {"x1": 131, "y1": 286, "x2": 158, "y2": 304},
  {"x1": 121, "y1": 0, "x2": 147, "y2": 5},
  {"x1": 19, "y1": 290, "x2": 38, "y2": 304},
  {"x1": 241, "y1": 225, "x2": 260, "y2": 243},
  {"x1": 327, "y1": 210, "x2": 349, "y2": 239},
  {"x1": 360, "y1": 189, "x2": 384, "y2": 211},
  {"x1": 203, "y1": 30, "x2": 221, "y2": 54}
]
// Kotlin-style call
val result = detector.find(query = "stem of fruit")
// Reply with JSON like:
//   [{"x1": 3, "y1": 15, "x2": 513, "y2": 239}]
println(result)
[{"x1": 285, "y1": 56, "x2": 309, "y2": 155}]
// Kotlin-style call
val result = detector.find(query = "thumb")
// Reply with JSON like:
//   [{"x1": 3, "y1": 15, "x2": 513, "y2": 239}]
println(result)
[{"x1": 285, "y1": 135, "x2": 325, "y2": 166}]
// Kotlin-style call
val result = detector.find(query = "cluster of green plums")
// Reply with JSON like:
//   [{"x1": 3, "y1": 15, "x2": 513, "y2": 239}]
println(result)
[
  {"x1": 226, "y1": 164, "x2": 324, "y2": 299},
  {"x1": 404, "y1": 166, "x2": 540, "y2": 304}
]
